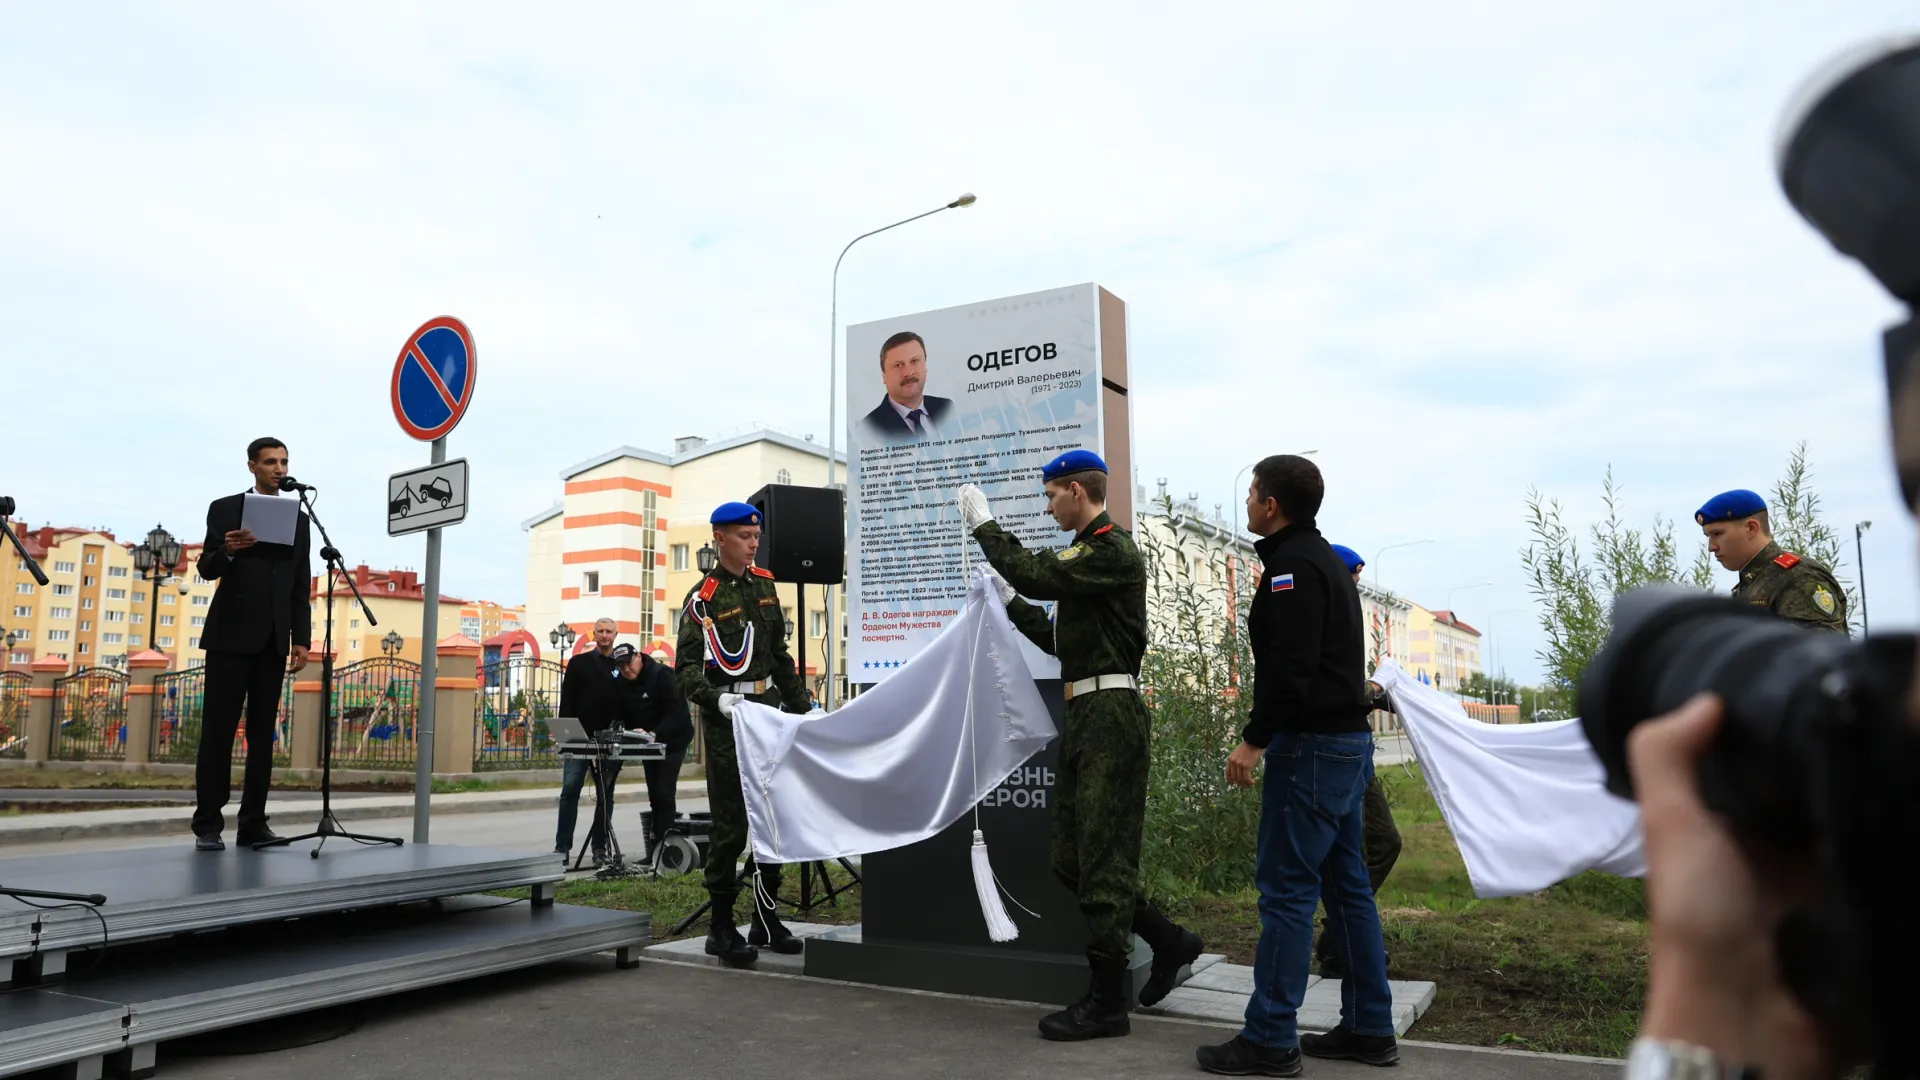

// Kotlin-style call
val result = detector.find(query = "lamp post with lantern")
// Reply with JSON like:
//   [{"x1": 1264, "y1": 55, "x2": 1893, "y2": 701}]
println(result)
[{"x1": 131, "y1": 524, "x2": 183, "y2": 662}]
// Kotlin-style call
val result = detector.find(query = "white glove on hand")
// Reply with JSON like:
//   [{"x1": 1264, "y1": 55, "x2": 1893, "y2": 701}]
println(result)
[
  {"x1": 717, "y1": 693, "x2": 744, "y2": 720},
  {"x1": 983, "y1": 566, "x2": 1018, "y2": 606},
  {"x1": 957, "y1": 483, "x2": 994, "y2": 531}
]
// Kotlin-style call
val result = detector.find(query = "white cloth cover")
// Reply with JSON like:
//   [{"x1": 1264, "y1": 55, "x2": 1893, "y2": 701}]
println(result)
[
  {"x1": 731, "y1": 570, "x2": 1059, "y2": 864},
  {"x1": 1373, "y1": 659, "x2": 1645, "y2": 897}
]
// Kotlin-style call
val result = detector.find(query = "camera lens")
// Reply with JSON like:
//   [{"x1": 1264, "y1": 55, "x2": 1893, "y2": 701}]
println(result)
[{"x1": 1580, "y1": 586, "x2": 1857, "y2": 852}]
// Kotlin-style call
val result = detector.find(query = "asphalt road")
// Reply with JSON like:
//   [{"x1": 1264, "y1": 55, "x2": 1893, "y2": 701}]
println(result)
[{"x1": 150, "y1": 956, "x2": 1615, "y2": 1080}]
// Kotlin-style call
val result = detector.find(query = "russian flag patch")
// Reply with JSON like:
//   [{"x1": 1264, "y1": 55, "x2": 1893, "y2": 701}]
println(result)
[{"x1": 1270, "y1": 574, "x2": 1295, "y2": 592}]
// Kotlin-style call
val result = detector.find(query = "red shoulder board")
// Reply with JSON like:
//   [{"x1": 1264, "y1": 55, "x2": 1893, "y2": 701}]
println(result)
[
  {"x1": 750, "y1": 565, "x2": 775, "y2": 579},
  {"x1": 698, "y1": 577, "x2": 719, "y2": 602},
  {"x1": 1092, "y1": 524, "x2": 1114, "y2": 537},
  {"x1": 1774, "y1": 553, "x2": 1802, "y2": 569}
]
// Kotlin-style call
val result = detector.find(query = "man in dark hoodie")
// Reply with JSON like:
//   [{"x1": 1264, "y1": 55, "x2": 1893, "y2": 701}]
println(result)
[{"x1": 609, "y1": 643, "x2": 692, "y2": 864}]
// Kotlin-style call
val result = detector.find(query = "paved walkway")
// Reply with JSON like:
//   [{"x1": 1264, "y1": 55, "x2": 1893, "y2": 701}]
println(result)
[
  {"x1": 153, "y1": 955, "x2": 1614, "y2": 1079},
  {"x1": 646, "y1": 923, "x2": 1437, "y2": 1036}
]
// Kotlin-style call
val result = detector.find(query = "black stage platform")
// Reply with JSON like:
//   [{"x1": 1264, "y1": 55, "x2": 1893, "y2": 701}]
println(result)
[
  {"x1": 1, "y1": 844, "x2": 650, "y2": 1079},
  {"x1": 2, "y1": 843, "x2": 561, "y2": 981}
]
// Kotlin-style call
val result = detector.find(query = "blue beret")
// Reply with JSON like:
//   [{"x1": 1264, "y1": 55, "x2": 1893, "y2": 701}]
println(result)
[
  {"x1": 1042, "y1": 449, "x2": 1108, "y2": 483},
  {"x1": 1694, "y1": 489, "x2": 1767, "y2": 526},
  {"x1": 711, "y1": 501, "x2": 762, "y2": 527},
  {"x1": 1329, "y1": 544, "x2": 1365, "y2": 575}
]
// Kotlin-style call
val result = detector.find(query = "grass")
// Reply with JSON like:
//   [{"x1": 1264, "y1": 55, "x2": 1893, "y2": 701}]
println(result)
[
  {"x1": 1168, "y1": 763, "x2": 1648, "y2": 1058},
  {"x1": 543, "y1": 862, "x2": 864, "y2": 940}
]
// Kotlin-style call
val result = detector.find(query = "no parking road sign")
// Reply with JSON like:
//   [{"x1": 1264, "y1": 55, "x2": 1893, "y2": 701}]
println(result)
[
  {"x1": 388, "y1": 458, "x2": 469, "y2": 537},
  {"x1": 391, "y1": 316, "x2": 477, "y2": 441}
]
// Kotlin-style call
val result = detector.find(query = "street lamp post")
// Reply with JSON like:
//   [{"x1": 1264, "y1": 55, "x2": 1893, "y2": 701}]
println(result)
[
  {"x1": 381, "y1": 630, "x2": 404, "y2": 659},
  {"x1": 2, "y1": 627, "x2": 16, "y2": 668},
  {"x1": 696, "y1": 543, "x2": 717, "y2": 574},
  {"x1": 1856, "y1": 520, "x2": 1872, "y2": 634},
  {"x1": 130, "y1": 524, "x2": 182, "y2": 661},
  {"x1": 1369, "y1": 538, "x2": 1434, "y2": 597},
  {"x1": 548, "y1": 622, "x2": 577, "y2": 656},
  {"x1": 824, "y1": 193, "x2": 977, "y2": 711}
]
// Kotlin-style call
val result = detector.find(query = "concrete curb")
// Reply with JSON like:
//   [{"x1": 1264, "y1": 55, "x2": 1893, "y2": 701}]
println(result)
[{"x1": 0, "y1": 782, "x2": 708, "y2": 846}]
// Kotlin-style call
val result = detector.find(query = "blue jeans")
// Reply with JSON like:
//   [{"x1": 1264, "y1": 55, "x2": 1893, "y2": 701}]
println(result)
[
  {"x1": 555, "y1": 758, "x2": 621, "y2": 854},
  {"x1": 1243, "y1": 730, "x2": 1394, "y2": 1048}
]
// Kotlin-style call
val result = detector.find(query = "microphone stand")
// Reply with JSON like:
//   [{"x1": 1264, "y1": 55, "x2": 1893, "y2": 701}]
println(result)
[
  {"x1": 1, "y1": 495, "x2": 108, "y2": 906},
  {"x1": 255, "y1": 487, "x2": 404, "y2": 858}
]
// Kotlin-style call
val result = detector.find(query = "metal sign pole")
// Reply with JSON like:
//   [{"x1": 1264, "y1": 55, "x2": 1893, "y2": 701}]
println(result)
[{"x1": 414, "y1": 435, "x2": 446, "y2": 842}]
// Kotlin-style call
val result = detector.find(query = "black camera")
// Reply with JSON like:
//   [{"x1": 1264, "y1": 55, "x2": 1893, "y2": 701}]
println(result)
[{"x1": 1579, "y1": 37, "x2": 1920, "y2": 1072}]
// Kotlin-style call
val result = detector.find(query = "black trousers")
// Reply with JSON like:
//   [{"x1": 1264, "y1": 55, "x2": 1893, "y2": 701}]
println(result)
[
  {"x1": 193, "y1": 647, "x2": 287, "y2": 838},
  {"x1": 642, "y1": 746, "x2": 687, "y2": 847}
]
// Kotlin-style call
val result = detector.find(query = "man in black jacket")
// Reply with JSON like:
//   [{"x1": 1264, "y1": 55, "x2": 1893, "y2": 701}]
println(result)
[
  {"x1": 610, "y1": 644, "x2": 691, "y2": 864},
  {"x1": 555, "y1": 617, "x2": 621, "y2": 861},
  {"x1": 192, "y1": 437, "x2": 311, "y2": 852},
  {"x1": 1197, "y1": 455, "x2": 1398, "y2": 1076}
]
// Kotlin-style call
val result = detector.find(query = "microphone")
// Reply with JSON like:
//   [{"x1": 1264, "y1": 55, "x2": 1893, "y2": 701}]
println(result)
[{"x1": 278, "y1": 476, "x2": 314, "y2": 493}]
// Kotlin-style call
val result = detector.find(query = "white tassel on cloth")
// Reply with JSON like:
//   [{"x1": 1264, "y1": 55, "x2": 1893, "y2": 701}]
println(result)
[{"x1": 971, "y1": 829, "x2": 1020, "y2": 942}]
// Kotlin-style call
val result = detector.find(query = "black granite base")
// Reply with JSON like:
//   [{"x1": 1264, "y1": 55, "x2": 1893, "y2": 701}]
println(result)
[{"x1": 804, "y1": 927, "x2": 1152, "y2": 1008}]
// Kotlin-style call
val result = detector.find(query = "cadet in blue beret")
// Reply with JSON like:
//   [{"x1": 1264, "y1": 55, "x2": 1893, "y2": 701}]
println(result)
[
  {"x1": 675, "y1": 499, "x2": 810, "y2": 966},
  {"x1": 1329, "y1": 544, "x2": 1365, "y2": 577},
  {"x1": 955, "y1": 449, "x2": 1203, "y2": 1040},
  {"x1": 1695, "y1": 489, "x2": 1848, "y2": 632}
]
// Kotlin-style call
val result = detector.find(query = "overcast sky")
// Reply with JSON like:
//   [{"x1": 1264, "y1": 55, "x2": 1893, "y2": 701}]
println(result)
[{"x1": 3, "y1": 3, "x2": 1913, "y2": 683}]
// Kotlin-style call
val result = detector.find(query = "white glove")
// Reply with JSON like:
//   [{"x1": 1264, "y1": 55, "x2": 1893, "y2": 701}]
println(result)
[
  {"x1": 957, "y1": 483, "x2": 994, "y2": 531},
  {"x1": 983, "y1": 566, "x2": 1018, "y2": 606},
  {"x1": 717, "y1": 693, "x2": 744, "y2": 720}
]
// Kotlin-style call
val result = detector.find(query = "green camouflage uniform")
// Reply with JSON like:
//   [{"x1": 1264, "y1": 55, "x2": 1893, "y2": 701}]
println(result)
[
  {"x1": 674, "y1": 563, "x2": 810, "y2": 896},
  {"x1": 974, "y1": 510, "x2": 1149, "y2": 965},
  {"x1": 1731, "y1": 541, "x2": 1849, "y2": 633}
]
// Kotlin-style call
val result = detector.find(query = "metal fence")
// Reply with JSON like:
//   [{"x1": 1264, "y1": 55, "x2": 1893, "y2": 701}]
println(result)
[
  {"x1": 52, "y1": 667, "x2": 129, "y2": 761},
  {"x1": 152, "y1": 665, "x2": 294, "y2": 766},
  {"x1": 473, "y1": 657, "x2": 564, "y2": 771},
  {"x1": 330, "y1": 657, "x2": 421, "y2": 771},
  {"x1": 0, "y1": 671, "x2": 29, "y2": 759}
]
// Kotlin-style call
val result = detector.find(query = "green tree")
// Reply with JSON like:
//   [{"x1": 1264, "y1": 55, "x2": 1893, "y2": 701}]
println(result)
[
  {"x1": 1521, "y1": 445, "x2": 1851, "y2": 695},
  {"x1": 1457, "y1": 671, "x2": 1519, "y2": 702}
]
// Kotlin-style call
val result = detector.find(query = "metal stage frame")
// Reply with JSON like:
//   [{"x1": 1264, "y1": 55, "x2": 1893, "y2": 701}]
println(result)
[{"x1": 1, "y1": 843, "x2": 650, "y2": 1079}]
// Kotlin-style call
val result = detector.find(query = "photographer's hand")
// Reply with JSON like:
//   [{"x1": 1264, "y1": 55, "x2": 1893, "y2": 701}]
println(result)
[{"x1": 1629, "y1": 694, "x2": 1848, "y2": 1080}]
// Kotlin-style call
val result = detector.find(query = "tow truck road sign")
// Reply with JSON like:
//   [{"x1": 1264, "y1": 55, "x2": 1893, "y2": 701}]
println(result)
[{"x1": 388, "y1": 458, "x2": 469, "y2": 537}]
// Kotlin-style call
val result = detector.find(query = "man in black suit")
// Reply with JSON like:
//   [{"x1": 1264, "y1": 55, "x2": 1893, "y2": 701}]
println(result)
[
  {"x1": 859, "y1": 331, "x2": 954, "y2": 442},
  {"x1": 192, "y1": 437, "x2": 312, "y2": 851}
]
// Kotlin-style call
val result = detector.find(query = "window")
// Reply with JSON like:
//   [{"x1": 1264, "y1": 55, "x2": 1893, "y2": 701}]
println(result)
[
  {"x1": 129, "y1": 635, "x2": 142, "y2": 646},
  {"x1": 159, "y1": 615, "x2": 175, "y2": 627},
  {"x1": 195, "y1": 574, "x2": 209, "y2": 585},
  {"x1": 162, "y1": 593, "x2": 175, "y2": 606},
  {"x1": 669, "y1": 609, "x2": 683, "y2": 635},
  {"x1": 777, "y1": 468, "x2": 792, "y2": 485},
  {"x1": 105, "y1": 611, "x2": 124, "y2": 623},
  {"x1": 81, "y1": 597, "x2": 93, "y2": 609},
  {"x1": 14, "y1": 582, "x2": 32, "y2": 594},
  {"x1": 191, "y1": 595, "x2": 209, "y2": 607},
  {"x1": 583, "y1": 571, "x2": 600, "y2": 595},
  {"x1": 671, "y1": 544, "x2": 689, "y2": 572},
  {"x1": 460, "y1": 616, "x2": 481, "y2": 639},
  {"x1": 78, "y1": 642, "x2": 88, "y2": 655},
  {"x1": 386, "y1": 582, "x2": 396, "y2": 592},
  {"x1": 350, "y1": 619, "x2": 360, "y2": 629},
  {"x1": 79, "y1": 620, "x2": 91, "y2": 632},
  {"x1": 83, "y1": 576, "x2": 94, "y2": 587},
  {"x1": 157, "y1": 636, "x2": 174, "y2": 648},
  {"x1": 130, "y1": 613, "x2": 143, "y2": 625},
  {"x1": 54, "y1": 561, "x2": 75, "y2": 574},
  {"x1": 106, "y1": 588, "x2": 127, "y2": 600},
  {"x1": 50, "y1": 607, "x2": 72, "y2": 620},
  {"x1": 132, "y1": 591, "x2": 145, "y2": 603},
  {"x1": 53, "y1": 584, "x2": 73, "y2": 597},
  {"x1": 189, "y1": 636, "x2": 201, "y2": 648},
  {"x1": 190, "y1": 616, "x2": 206, "y2": 628},
  {"x1": 10, "y1": 651, "x2": 28, "y2": 665},
  {"x1": 108, "y1": 566, "x2": 128, "y2": 578},
  {"x1": 9, "y1": 629, "x2": 28, "y2": 642},
  {"x1": 638, "y1": 490, "x2": 658, "y2": 636},
  {"x1": 351, "y1": 640, "x2": 360, "y2": 650},
  {"x1": 12, "y1": 605, "x2": 29, "y2": 618},
  {"x1": 84, "y1": 553, "x2": 98, "y2": 565},
  {"x1": 102, "y1": 632, "x2": 123, "y2": 645},
  {"x1": 812, "y1": 611, "x2": 825, "y2": 638},
  {"x1": 47, "y1": 630, "x2": 69, "y2": 642}
]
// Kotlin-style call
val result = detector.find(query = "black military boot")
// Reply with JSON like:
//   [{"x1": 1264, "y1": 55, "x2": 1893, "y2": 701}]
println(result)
[
  {"x1": 1037, "y1": 957, "x2": 1131, "y2": 1041},
  {"x1": 748, "y1": 889, "x2": 803, "y2": 955},
  {"x1": 1133, "y1": 899, "x2": 1204, "y2": 1008},
  {"x1": 703, "y1": 891, "x2": 758, "y2": 968}
]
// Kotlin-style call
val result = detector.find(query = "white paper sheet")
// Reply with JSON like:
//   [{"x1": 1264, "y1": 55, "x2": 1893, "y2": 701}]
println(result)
[{"x1": 241, "y1": 492, "x2": 299, "y2": 546}]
